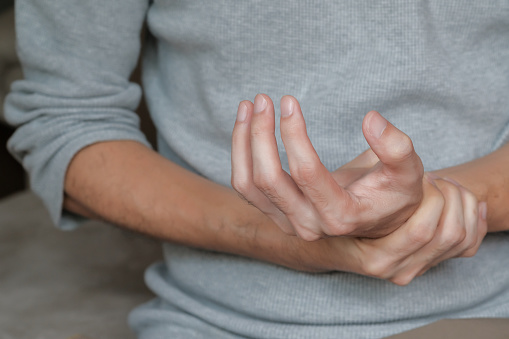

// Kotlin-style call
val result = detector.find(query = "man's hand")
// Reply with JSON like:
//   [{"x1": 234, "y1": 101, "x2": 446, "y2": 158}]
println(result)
[
  {"x1": 231, "y1": 94, "x2": 424, "y2": 240},
  {"x1": 315, "y1": 176, "x2": 488, "y2": 285},
  {"x1": 61, "y1": 96, "x2": 488, "y2": 285}
]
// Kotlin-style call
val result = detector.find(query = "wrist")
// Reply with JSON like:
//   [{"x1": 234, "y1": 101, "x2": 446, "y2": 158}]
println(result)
[{"x1": 224, "y1": 198, "x2": 344, "y2": 273}]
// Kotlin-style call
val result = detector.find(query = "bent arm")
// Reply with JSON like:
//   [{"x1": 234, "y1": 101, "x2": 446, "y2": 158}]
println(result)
[
  {"x1": 5, "y1": 0, "x2": 151, "y2": 229},
  {"x1": 64, "y1": 139, "x2": 327, "y2": 272},
  {"x1": 5, "y1": 0, "x2": 347, "y2": 274}
]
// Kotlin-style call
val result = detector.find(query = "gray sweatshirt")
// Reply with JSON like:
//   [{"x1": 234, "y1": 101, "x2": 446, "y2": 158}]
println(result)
[{"x1": 6, "y1": 1, "x2": 509, "y2": 338}]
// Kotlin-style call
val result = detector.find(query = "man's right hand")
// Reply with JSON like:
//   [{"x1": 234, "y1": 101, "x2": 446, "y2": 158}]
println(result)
[{"x1": 231, "y1": 94, "x2": 424, "y2": 240}]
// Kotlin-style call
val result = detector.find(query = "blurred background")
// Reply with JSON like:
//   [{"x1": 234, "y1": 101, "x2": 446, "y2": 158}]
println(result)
[{"x1": 0, "y1": 0, "x2": 24, "y2": 199}]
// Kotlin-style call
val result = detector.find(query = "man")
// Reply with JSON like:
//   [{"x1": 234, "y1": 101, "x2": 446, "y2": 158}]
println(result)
[{"x1": 6, "y1": 1, "x2": 509, "y2": 337}]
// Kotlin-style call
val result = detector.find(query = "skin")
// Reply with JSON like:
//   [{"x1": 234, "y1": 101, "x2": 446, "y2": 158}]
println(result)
[
  {"x1": 231, "y1": 94, "x2": 486, "y2": 284},
  {"x1": 64, "y1": 93, "x2": 509, "y2": 285},
  {"x1": 233, "y1": 94, "x2": 425, "y2": 240}
]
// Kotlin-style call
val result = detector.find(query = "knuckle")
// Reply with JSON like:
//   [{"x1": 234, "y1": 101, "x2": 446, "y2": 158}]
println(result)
[
  {"x1": 266, "y1": 191, "x2": 290, "y2": 212},
  {"x1": 391, "y1": 134, "x2": 415, "y2": 161},
  {"x1": 458, "y1": 239, "x2": 479, "y2": 258},
  {"x1": 251, "y1": 171, "x2": 291, "y2": 212},
  {"x1": 325, "y1": 221, "x2": 356, "y2": 237},
  {"x1": 231, "y1": 175, "x2": 251, "y2": 194},
  {"x1": 295, "y1": 228, "x2": 321, "y2": 242},
  {"x1": 432, "y1": 187, "x2": 446, "y2": 207},
  {"x1": 459, "y1": 233, "x2": 480, "y2": 257},
  {"x1": 253, "y1": 170, "x2": 279, "y2": 192},
  {"x1": 291, "y1": 162, "x2": 321, "y2": 187},
  {"x1": 460, "y1": 248, "x2": 477, "y2": 258},
  {"x1": 361, "y1": 257, "x2": 392, "y2": 279},
  {"x1": 408, "y1": 223, "x2": 435, "y2": 246},
  {"x1": 441, "y1": 224, "x2": 466, "y2": 248},
  {"x1": 463, "y1": 189, "x2": 477, "y2": 203},
  {"x1": 426, "y1": 186, "x2": 446, "y2": 211},
  {"x1": 390, "y1": 274, "x2": 414, "y2": 286},
  {"x1": 438, "y1": 181, "x2": 458, "y2": 199},
  {"x1": 462, "y1": 238, "x2": 477, "y2": 253},
  {"x1": 250, "y1": 123, "x2": 271, "y2": 139}
]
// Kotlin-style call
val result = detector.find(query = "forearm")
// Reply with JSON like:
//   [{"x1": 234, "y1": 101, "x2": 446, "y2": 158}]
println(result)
[
  {"x1": 433, "y1": 142, "x2": 509, "y2": 231},
  {"x1": 63, "y1": 140, "x2": 325, "y2": 271}
]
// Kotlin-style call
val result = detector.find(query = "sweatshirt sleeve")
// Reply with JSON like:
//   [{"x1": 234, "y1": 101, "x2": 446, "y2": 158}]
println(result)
[{"x1": 4, "y1": 0, "x2": 151, "y2": 230}]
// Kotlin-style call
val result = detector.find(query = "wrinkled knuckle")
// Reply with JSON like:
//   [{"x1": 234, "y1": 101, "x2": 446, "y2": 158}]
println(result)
[
  {"x1": 231, "y1": 176, "x2": 251, "y2": 194},
  {"x1": 441, "y1": 225, "x2": 466, "y2": 248},
  {"x1": 310, "y1": 192, "x2": 332, "y2": 211},
  {"x1": 292, "y1": 162, "x2": 320, "y2": 187},
  {"x1": 267, "y1": 192, "x2": 289, "y2": 212},
  {"x1": 425, "y1": 187, "x2": 446, "y2": 213},
  {"x1": 408, "y1": 224, "x2": 435, "y2": 246},
  {"x1": 362, "y1": 258, "x2": 391, "y2": 279},
  {"x1": 320, "y1": 212, "x2": 350, "y2": 236},
  {"x1": 253, "y1": 171, "x2": 279, "y2": 192},
  {"x1": 438, "y1": 182, "x2": 458, "y2": 199},
  {"x1": 250, "y1": 124, "x2": 269, "y2": 139},
  {"x1": 296, "y1": 228, "x2": 321, "y2": 242},
  {"x1": 326, "y1": 222, "x2": 355, "y2": 237}
]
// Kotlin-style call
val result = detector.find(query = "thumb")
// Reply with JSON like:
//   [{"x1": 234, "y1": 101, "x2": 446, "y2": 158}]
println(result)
[{"x1": 362, "y1": 111, "x2": 423, "y2": 178}]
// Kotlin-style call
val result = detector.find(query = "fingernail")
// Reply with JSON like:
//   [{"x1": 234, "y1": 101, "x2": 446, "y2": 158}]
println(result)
[
  {"x1": 369, "y1": 111, "x2": 387, "y2": 139},
  {"x1": 281, "y1": 96, "x2": 294, "y2": 117},
  {"x1": 236, "y1": 102, "x2": 248, "y2": 122},
  {"x1": 479, "y1": 201, "x2": 487, "y2": 220},
  {"x1": 253, "y1": 94, "x2": 267, "y2": 114}
]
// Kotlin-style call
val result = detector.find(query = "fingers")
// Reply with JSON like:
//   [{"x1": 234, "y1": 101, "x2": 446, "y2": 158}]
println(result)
[
  {"x1": 279, "y1": 95, "x2": 357, "y2": 235},
  {"x1": 401, "y1": 179, "x2": 486, "y2": 284},
  {"x1": 464, "y1": 201, "x2": 488, "y2": 257},
  {"x1": 232, "y1": 95, "x2": 324, "y2": 240},
  {"x1": 355, "y1": 175, "x2": 443, "y2": 283},
  {"x1": 231, "y1": 100, "x2": 295, "y2": 234},
  {"x1": 356, "y1": 175, "x2": 487, "y2": 286},
  {"x1": 362, "y1": 111, "x2": 424, "y2": 186},
  {"x1": 378, "y1": 175, "x2": 444, "y2": 257},
  {"x1": 420, "y1": 179, "x2": 485, "y2": 264},
  {"x1": 415, "y1": 199, "x2": 487, "y2": 277},
  {"x1": 233, "y1": 94, "x2": 367, "y2": 239},
  {"x1": 250, "y1": 94, "x2": 325, "y2": 239}
]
